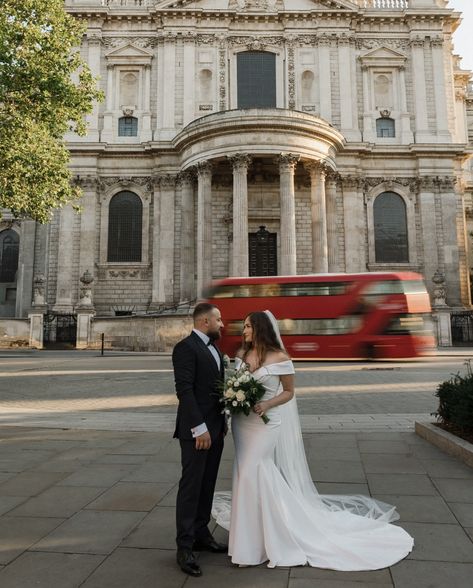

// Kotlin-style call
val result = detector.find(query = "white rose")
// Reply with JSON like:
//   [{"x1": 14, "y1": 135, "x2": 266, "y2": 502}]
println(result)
[
  {"x1": 235, "y1": 391, "x2": 246, "y2": 402},
  {"x1": 232, "y1": 401, "x2": 238, "y2": 407},
  {"x1": 233, "y1": 380, "x2": 240, "y2": 389},
  {"x1": 224, "y1": 389, "x2": 234, "y2": 399}
]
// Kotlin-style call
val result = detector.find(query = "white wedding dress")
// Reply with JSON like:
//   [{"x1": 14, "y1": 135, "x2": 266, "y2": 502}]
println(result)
[{"x1": 212, "y1": 358, "x2": 414, "y2": 570}]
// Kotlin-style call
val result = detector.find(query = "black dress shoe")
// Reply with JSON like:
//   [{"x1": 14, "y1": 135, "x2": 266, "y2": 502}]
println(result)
[
  {"x1": 193, "y1": 537, "x2": 228, "y2": 553},
  {"x1": 177, "y1": 549, "x2": 202, "y2": 577}
]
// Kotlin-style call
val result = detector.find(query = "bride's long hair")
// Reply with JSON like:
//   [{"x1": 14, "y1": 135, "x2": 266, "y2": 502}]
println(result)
[{"x1": 242, "y1": 311, "x2": 286, "y2": 368}]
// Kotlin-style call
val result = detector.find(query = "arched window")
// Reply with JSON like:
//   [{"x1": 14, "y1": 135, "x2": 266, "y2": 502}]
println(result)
[
  {"x1": 237, "y1": 51, "x2": 276, "y2": 109},
  {"x1": 107, "y1": 191, "x2": 143, "y2": 262},
  {"x1": 374, "y1": 192, "x2": 408, "y2": 263},
  {"x1": 118, "y1": 116, "x2": 138, "y2": 137},
  {"x1": 0, "y1": 229, "x2": 20, "y2": 283},
  {"x1": 376, "y1": 117, "x2": 395, "y2": 138}
]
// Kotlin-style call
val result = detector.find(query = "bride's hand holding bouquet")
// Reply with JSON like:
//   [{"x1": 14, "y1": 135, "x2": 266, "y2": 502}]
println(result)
[{"x1": 218, "y1": 364, "x2": 270, "y2": 424}]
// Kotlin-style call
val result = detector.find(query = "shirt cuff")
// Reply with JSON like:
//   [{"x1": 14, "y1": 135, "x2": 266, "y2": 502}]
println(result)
[{"x1": 191, "y1": 423, "x2": 208, "y2": 438}]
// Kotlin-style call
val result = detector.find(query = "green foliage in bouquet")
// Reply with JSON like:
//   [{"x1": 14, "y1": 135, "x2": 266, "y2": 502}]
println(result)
[
  {"x1": 434, "y1": 360, "x2": 473, "y2": 433},
  {"x1": 218, "y1": 365, "x2": 270, "y2": 424}
]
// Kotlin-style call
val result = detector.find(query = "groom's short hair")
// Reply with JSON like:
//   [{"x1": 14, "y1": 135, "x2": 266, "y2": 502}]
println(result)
[{"x1": 193, "y1": 302, "x2": 217, "y2": 321}]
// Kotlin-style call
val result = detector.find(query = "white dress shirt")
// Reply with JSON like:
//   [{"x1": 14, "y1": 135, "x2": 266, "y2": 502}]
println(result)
[{"x1": 190, "y1": 329, "x2": 221, "y2": 438}]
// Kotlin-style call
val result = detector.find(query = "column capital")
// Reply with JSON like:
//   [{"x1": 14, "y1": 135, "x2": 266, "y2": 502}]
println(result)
[
  {"x1": 196, "y1": 161, "x2": 213, "y2": 179},
  {"x1": 178, "y1": 169, "x2": 196, "y2": 187},
  {"x1": 156, "y1": 174, "x2": 178, "y2": 189},
  {"x1": 304, "y1": 161, "x2": 328, "y2": 180},
  {"x1": 228, "y1": 153, "x2": 253, "y2": 172},
  {"x1": 278, "y1": 153, "x2": 300, "y2": 172}
]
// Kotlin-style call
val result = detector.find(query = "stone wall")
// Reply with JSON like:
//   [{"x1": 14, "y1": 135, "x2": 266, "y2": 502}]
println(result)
[{"x1": 0, "y1": 319, "x2": 30, "y2": 348}]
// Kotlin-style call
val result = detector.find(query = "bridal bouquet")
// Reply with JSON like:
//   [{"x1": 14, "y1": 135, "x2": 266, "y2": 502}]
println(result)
[{"x1": 219, "y1": 365, "x2": 269, "y2": 424}]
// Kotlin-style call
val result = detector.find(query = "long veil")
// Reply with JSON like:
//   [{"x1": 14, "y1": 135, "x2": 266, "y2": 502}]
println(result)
[{"x1": 212, "y1": 310, "x2": 399, "y2": 529}]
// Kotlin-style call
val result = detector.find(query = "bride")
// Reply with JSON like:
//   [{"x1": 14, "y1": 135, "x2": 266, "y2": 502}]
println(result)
[{"x1": 212, "y1": 310, "x2": 414, "y2": 570}]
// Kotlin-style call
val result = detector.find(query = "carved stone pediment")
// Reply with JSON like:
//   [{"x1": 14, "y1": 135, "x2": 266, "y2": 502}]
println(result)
[
  {"x1": 153, "y1": 0, "x2": 358, "y2": 12},
  {"x1": 359, "y1": 46, "x2": 407, "y2": 68},
  {"x1": 105, "y1": 43, "x2": 154, "y2": 66}
]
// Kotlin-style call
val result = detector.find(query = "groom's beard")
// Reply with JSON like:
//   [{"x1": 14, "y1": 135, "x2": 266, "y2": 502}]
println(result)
[{"x1": 208, "y1": 329, "x2": 222, "y2": 342}]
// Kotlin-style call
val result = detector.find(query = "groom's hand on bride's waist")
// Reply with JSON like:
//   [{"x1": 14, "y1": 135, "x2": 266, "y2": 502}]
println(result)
[{"x1": 195, "y1": 431, "x2": 211, "y2": 450}]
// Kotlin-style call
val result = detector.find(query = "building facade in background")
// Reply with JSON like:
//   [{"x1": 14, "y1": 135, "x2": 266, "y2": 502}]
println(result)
[{"x1": 0, "y1": 0, "x2": 472, "y2": 347}]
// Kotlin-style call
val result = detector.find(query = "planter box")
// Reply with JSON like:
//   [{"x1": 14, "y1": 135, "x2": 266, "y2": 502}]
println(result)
[{"x1": 415, "y1": 421, "x2": 473, "y2": 468}]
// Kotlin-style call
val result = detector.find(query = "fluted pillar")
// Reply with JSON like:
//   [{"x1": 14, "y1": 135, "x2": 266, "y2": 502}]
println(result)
[
  {"x1": 179, "y1": 170, "x2": 196, "y2": 301},
  {"x1": 326, "y1": 171, "x2": 339, "y2": 272},
  {"x1": 306, "y1": 162, "x2": 328, "y2": 273},
  {"x1": 229, "y1": 154, "x2": 252, "y2": 277},
  {"x1": 86, "y1": 33, "x2": 101, "y2": 142},
  {"x1": 78, "y1": 177, "x2": 97, "y2": 280},
  {"x1": 410, "y1": 37, "x2": 430, "y2": 142},
  {"x1": 53, "y1": 204, "x2": 75, "y2": 312},
  {"x1": 279, "y1": 154, "x2": 299, "y2": 275},
  {"x1": 196, "y1": 161, "x2": 213, "y2": 296}
]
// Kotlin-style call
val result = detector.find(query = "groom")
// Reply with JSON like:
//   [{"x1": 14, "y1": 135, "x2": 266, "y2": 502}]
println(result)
[{"x1": 172, "y1": 303, "x2": 227, "y2": 577}]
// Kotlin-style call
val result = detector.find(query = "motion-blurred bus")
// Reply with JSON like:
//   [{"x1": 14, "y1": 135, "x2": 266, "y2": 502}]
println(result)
[{"x1": 204, "y1": 272, "x2": 435, "y2": 359}]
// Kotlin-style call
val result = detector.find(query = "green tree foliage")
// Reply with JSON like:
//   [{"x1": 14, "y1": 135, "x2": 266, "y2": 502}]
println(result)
[{"x1": 0, "y1": 0, "x2": 103, "y2": 222}]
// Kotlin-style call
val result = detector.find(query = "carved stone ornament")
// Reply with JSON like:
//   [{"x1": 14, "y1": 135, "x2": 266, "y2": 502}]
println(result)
[
  {"x1": 32, "y1": 273, "x2": 46, "y2": 307},
  {"x1": 287, "y1": 45, "x2": 296, "y2": 110},
  {"x1": 362, "y1": 177, "x2": 420, "y2": 196},
  {"x1": 78, "y1": 270, "x2": 94, "y2": 308},
  {"x1": 97, "y1": 176, "x2": 153, "y2": 195},
  {"x1": 278, "y1": 153, "x2": 300, "y2": 171},
  {"x1": 379, "y1": 109, "x2": 391, "y2": 119},
  {"x1": 102, "y1": 37, "x2": 158, "y2": 49},
  {"x1": 357, "y1": 39, "x2": 409, "y2": 51},
  {"x1": 122, "y1": 107, "x2": 134, "y2": 116},
  {"x1": 227, "y1": 35, "x2": 285, "y2": 48},
  {"x1": 432, "y1": 269, "x2": 447, "y2": 308},
  {"x1": 228, "y1": 154, "x2": 253, "y2": 171},
  {"x1": 229, "y1": 0, "x2": 283, "y2": 11}
]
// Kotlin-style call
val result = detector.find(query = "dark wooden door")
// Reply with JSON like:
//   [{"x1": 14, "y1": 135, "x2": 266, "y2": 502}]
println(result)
[{"x1": 249, "y1": 226, "x2": 277, "y2": 276}]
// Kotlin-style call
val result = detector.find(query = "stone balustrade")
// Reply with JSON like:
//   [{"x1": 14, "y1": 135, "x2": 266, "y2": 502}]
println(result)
[{"x1": 357, "y1": 0, "x2": 409, "y2": 9}]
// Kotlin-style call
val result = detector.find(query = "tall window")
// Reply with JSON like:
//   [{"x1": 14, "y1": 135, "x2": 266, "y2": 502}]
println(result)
[
  {"x1": 118, "y1": 116, "x2": 138, "y2": 137},
  {"x1": 376, "y1": 117, "x2": 395, "y2": 138},
  {"x1": 237, "y1": 51, "x2": 276, "y2": 109},
  {"x1": 374, "y1": 192, "x2": 408, "y2": 263},
  {"x1": 0, "y1": 230, "x2": 19, "y2": 282},
  {"x1": 107, "y1": 192, "x2": 142, "y2": 262}
]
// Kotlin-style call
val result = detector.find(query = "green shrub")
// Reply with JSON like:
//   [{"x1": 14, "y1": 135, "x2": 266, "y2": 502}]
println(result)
[{"x1": 435, "y1": 361, "x2": 473, "y2": 432}]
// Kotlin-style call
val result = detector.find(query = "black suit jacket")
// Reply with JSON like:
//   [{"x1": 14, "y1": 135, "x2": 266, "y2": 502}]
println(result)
[{"x1": 172, "y1": 331, "x2": 225, "y2": 441}]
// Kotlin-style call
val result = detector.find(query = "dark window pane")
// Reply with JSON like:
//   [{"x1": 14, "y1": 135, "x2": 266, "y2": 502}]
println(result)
[
  {"x1": 0, "y1": 230, "x2": 20, "y2": 283},
  {"x1": 118, "y1": 116, "x2": 138, "y2": 137},
  {"x1": 376, "y1": 118, "x2": 395, "y2": 138},
  {"x1": 237, "y1": 51, "x2": 276, "y2": 109},
  {"x1": 208, "y1": 281, "x2": 351, "y2": 298},
  {"x1": 107, "y1": 191, "x2": 142, "y2": 262},
  {"x1": 374, "y1": 192, "x2": 408, "y2": 263}
]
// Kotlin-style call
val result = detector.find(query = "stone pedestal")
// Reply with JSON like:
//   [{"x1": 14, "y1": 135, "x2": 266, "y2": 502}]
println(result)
[
  {"x1": 28, "y1": 313, "x2": 44, "y2": 349},
  {"x1": 306, "y1": 162, "x2": 328, "y2": 273},
  {"x1": 434, "y1": 311, "x2": 452, "y2": 347},
  {"x1": 76, "y1": 311, "x2": 95, "y2": 350}
]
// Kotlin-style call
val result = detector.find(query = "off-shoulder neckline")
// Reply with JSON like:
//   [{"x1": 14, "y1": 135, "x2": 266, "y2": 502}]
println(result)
[{"x1": 235, "y1": 358, "x2": 293, "y2": 374}]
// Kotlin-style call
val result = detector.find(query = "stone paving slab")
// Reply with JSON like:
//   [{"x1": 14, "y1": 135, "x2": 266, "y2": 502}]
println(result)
[
  {"x1": 0, "y1": 552, "x2": 105, "y2": 588},
  {"x1": 390, "y1": 560, "x2": 473, "y2": 588},
  {"x1": 0, "y1": 425, "x2": 472, "y2": 587}
]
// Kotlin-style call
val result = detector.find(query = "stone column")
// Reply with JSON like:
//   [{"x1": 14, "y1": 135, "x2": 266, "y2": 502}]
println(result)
[
  {"x1": 418, "y1": 177, "x2": 439, "y2": 297},
  {"x1": 78, "y1": 177, "x2": 97, "y2": 281},
  {"x1": 341, "y1": 176, "x2": 366, "y2": 273},
  {"x1": 15, "y1": 219, "x2": 37, "y2": 317},
  {"x1": 399, "y1": 66, "x2": 414, "y2": 144},
  {"x1": 317, "y1": 37, "x2": 332, "y2": 121},
  {"x1": 162, "y1": 33, "x2": 176, "y2": 134},
  {"x1": 430, "y1": 38, "x2": 451, "y2": 142},
  {"x1": 326, "y1": 171, "x2": 339, "y2": 272},
  {"x1": 361, "y1": 65, "x2": 375, "y2": 142},
  {"x1": 410, "y1": 37, "x2": 430, "y2": 142},
  {"x1": 102, "y1": 65, "x2": 114, "y2": 142},
  {"x1": 86, "y1": 32, "x2": 102, "y2": 142},
  {"x1": 142, "y1": 64, "x2": 152, "y2": 141},
  {"x1": 306, "y1": 162, "x2": 328, "y2": 273},
  {"x1": 183, "y1": 34, "x2": 196, "y2": 126},
  {"x1": 29, "y1": 314, "x2": 44, "y2": 349},
  {"x1": 338, "y1": 37, "x2": 360, "y2": 141},
  {"x1": 53, "y1": 204, "x2": 75, "y2": 313},
  {"x1": 279, "y1": 154, "x2": 300, "y2": 275},
  {"x1": 179, "y1": 170, "x2": 196, "y2": 302},
  {"x1": 196, "y1": 162, "x2": 213, "y2": 297},
  {"x1": 151, "y1": 175, "x2": 177, "y2": 307},
  {"x1": 229, "y1": 154, "x2": 252, "y2": 277}
]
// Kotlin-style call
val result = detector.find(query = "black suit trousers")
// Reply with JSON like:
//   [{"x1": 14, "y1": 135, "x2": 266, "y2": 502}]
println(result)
[{"x1": 176, "y1": 433, "x2": 224, "y2": 550}]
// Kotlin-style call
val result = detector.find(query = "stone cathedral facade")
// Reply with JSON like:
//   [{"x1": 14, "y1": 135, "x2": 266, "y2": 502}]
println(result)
[{"x1": 1, "y1": 0, "x2": 472, "y2": 347}]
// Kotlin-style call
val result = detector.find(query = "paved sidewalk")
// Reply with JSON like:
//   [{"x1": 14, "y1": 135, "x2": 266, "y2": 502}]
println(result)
[{"x1": 0, "y1": 425, "x2": 472, "y2": 587}]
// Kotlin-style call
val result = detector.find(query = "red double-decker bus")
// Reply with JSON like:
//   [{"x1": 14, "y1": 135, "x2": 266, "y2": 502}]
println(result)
[{"x1": 204, "y1": 272, "x2": 435, "y2": 359}]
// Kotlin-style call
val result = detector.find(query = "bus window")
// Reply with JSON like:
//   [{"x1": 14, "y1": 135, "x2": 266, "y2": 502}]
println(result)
[
  {"x1": 226, "y1": 316, "x2": 363, "y2": 337},
  {"x1": 383, "y1": 313, "x2": 433, "y2": 335},
  {"x1": 208, "y1": 281, "x2": 351, "y2": 298}
]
